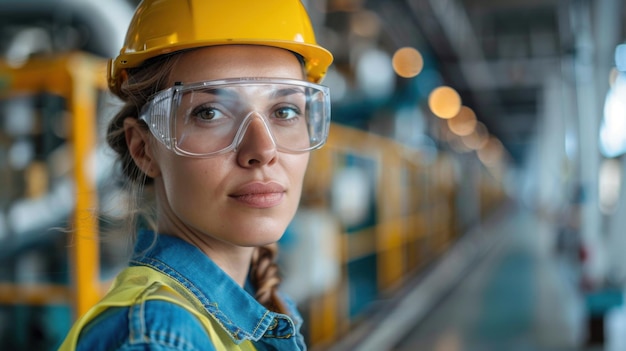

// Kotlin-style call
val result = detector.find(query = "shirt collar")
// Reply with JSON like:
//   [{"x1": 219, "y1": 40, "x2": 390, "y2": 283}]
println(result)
[{"x1": 129, "y1": 230, "x2": 299, "y2": 343}]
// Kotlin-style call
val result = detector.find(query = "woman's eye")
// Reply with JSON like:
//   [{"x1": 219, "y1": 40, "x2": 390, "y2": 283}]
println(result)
[
  {"x1": 274, "y1": 107, "x2": 300, "y2": 120},
  {"x1": 193, "y1": 106, "x2": 223, "y2": 121}
]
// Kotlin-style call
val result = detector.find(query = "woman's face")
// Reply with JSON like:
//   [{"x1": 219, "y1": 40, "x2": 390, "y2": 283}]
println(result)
[{"x1": 148, "y1": 45, "x2": 310, "y2": 248}]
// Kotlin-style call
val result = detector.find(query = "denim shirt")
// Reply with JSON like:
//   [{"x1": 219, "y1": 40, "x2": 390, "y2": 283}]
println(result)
[{"x1": 74, "y1": 230, "x2": 307, "y2": 351}]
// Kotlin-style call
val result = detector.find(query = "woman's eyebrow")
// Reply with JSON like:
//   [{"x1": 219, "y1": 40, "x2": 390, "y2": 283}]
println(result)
[
  {"x1": 270, "y1": 87, "x2": 306, "y2": 99},
  {"x1": 191, "y1": 86, "x2": 306, "y2": 102},
  {"x1": 195, "y1": 87, "x2": 240, "y2": 100}
]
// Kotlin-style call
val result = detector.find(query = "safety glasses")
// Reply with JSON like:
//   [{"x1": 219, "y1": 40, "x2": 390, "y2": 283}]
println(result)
[{"x1": 139, "y1": 78, "x2": 331, "y2": 157}]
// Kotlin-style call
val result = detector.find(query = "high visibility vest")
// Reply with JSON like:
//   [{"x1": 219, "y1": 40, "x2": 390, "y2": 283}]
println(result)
[{"x1": 59, "y1": 266, "x2": 257, "y2": 351}]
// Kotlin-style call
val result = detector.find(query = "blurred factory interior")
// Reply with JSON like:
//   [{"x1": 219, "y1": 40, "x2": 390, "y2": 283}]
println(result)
[{"x1": 1, "y1": 0, "x2": 626, "y2": 350}]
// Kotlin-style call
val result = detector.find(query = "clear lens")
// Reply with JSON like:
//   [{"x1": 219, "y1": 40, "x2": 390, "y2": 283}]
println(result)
[{"x1": 140, "y1": 78, "x2": 331, "y2": 157}]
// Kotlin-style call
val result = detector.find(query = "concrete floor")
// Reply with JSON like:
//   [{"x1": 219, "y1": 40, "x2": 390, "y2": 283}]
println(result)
[
  {"x1": 393, "y1": 206, "x2": 588, "y2": 351},
  {"x1": 328, "y1": 204, "x2": 626, "y2": 351}
]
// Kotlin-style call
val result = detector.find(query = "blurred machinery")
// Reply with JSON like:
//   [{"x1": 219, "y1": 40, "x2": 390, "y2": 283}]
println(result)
[
  {"x1": 0, "y1": 0, "x2": 514, "y2": 350},
  {"x1": 0, "y1": 0, "x2": 132, "y2": 349}
]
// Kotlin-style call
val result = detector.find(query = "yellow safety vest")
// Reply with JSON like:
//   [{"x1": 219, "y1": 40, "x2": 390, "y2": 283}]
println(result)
[{"x1": 59, "y1": 266, "x2": 257, "y2": 351}]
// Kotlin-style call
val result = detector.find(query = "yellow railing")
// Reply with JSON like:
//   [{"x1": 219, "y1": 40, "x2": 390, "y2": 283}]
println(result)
[
  {"x1": 300, "y1": 124, "x2": 472, "y2": 348},
  {"x1": 0, "y1": 52, "x2": 108, "y2": 319}
]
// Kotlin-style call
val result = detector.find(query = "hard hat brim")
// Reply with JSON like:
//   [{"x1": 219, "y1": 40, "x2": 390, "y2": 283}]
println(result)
[{"x1": 108, "y1": 40, "x2": 333, "y2": 95}]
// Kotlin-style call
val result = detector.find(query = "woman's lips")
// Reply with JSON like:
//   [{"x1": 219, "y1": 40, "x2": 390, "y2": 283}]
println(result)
[{"x1": 229, "y1": 182, "x2": 285, "y2": 208}]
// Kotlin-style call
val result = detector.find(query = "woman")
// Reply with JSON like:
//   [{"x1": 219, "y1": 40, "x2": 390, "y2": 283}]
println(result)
[{"x1": 59, "y1": 0, "x2": 332, "y2": 350}]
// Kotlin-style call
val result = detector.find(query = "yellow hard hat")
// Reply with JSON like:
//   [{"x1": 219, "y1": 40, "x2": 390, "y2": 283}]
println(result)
[{"x1": 108, "y1": 0, "x2": 333, "y2": 95}]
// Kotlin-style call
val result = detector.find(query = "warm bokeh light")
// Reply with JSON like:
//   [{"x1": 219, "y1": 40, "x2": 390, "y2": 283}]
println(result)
[
  {"x1": 351, "y1": 10, "x2": 381, "y2": 38},
  {"x1": 447, "y1": 106, "x2": 477, "y2": 136},
  {"x1": 429, "y1": 86, "x2": 462, "y2": 119},
  {"x1": 392, "y1": 47, "x2": 424, "y2": 78},
  {"x1": 462, "y1": 122, "x2": 489, "y2": 150},
  {"x1": 477, "y1": 136, "x2": 505, "y2": 166},
  {"x1": 433, "y1": 330, "x2": 462, "y2": 351}
]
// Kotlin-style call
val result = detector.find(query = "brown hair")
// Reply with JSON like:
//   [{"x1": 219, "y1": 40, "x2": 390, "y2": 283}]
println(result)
[{"x1": 106, "y1": 51, "x2": 288, "y2": 314}]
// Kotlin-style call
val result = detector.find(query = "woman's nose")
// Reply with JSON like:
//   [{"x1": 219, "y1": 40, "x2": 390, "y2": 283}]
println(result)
[{"x1": 236, "y1": 114, "x2": 278, "y2": 167}]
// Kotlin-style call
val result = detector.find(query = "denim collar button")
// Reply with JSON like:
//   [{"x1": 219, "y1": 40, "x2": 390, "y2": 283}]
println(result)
[{"x1": 263, "y1": 317, "x2": 294, "y2": 338}]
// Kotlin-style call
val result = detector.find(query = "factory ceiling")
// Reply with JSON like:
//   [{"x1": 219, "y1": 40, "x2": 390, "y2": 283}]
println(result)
[
  {"x1": 0, "y1": 0, "x2": 624, "y2": 166},
  {"x1": 320, "y1": 0, "x2": 625, "y2": 165}
]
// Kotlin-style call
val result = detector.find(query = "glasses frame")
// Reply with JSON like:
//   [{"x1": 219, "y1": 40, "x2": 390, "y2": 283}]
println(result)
[{"x1": 138, "y1": 77, "x2": 331, "y2": 158}]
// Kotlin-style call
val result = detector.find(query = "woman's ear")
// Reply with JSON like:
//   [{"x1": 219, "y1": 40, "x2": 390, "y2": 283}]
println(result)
[{"x1": 124, "y1": 118, "x2": 161, "y2": 178}]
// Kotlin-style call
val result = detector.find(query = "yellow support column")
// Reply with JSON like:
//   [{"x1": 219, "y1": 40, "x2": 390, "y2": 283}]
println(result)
[
  {"x1": 67, "y1": 54, "x2": 101, "y2": 319},
  {"x1": 0, "y1": 53, "x2": 106, "y2": 318}
]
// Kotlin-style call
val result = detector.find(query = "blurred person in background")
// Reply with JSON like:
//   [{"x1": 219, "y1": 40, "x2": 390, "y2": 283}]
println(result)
[{"x1": 59, "y1": 0, "x2": 332, "y2": 349}]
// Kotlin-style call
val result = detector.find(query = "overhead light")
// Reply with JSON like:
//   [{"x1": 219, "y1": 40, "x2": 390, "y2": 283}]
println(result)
[
  {"x1": 447, "y1": 106, "x2": 477, "y2": 136},
  {"x1": 350, "y1": 10, "x2": 381, "y2": 38},
  {"x1": 429, "y1": 86, "x2": 462, "y2": 119},
  {"x1": 392, "y1": 47, "x2": 424, "y2": 78}
]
